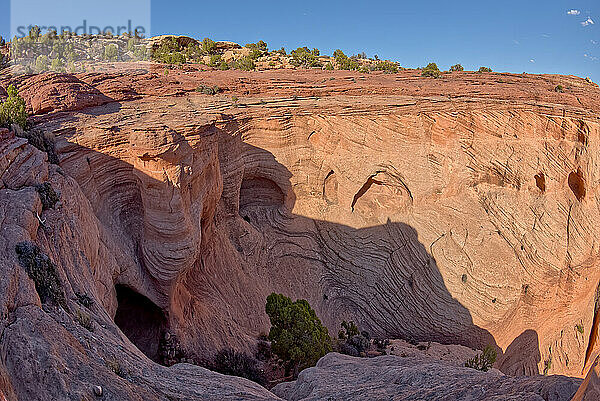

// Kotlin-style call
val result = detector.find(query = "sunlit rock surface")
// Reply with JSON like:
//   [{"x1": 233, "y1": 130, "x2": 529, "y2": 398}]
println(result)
[{"x1": 0, "y1": 66, "x2": 599, "y2": 399}]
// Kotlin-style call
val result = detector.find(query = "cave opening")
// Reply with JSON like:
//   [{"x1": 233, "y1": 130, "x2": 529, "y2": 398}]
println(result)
[
  {"x1": 114, "y1": 285, "x2": 166, "y2": 363},
  {"x1": 239, "y1": 175, "x2": 284, "y2": 214}
]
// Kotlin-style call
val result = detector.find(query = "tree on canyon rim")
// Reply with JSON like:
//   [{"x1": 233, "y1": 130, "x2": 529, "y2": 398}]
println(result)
[{"x1": 265, "y1": 293, "x2": 332, "y2": 377}]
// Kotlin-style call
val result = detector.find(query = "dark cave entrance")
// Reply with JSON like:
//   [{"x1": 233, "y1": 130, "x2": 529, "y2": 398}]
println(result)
[
  {"x1": 239, "y1": 176, "x2": 285, "y2": 221},
  {"x1": 114, "y1": 285, "x2": 166, "y2": 363},
  {"x1": 239, "y1": 176, "x2": 284, "y2": 209}
]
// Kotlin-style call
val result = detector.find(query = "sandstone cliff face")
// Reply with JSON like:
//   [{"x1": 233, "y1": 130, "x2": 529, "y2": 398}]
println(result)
[
  {"x1": 0, "y1": 129, "x2": 280, "y2": 400},
  {"x1": 0, "y1": 67, "x2": 599, "y2": 399}
]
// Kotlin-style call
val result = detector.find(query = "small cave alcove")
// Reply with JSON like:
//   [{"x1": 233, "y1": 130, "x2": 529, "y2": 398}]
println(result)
[
  {"x1": 534, "y1": 172, "x2": 545, "y2": 193},
  {"x1": 568, "y1": 169, "x2": 586, "y2": 201},
  {"x1": 239, "y1": 175, "x2": 285, "y2": 214},
  {"x1": 114, "y1": 285, "x2": 166, "y2": 363}
]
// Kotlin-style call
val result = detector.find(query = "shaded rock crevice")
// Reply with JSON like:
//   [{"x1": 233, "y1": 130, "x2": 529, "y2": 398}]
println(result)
[{"x1": 113, "y1": 284, "x2": 167, "y2": 363}]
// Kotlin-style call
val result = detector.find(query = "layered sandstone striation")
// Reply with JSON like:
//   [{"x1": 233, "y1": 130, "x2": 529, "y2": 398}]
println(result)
[
  {"x1": 0, "y1": 67, "x2": 599, "y2": 399},
  {"x1": 0, "y1": 129, "x2": 279, "y2": 400},
  {"x1": 272, "y1": 352, "x2": 580, "y2": 401}
]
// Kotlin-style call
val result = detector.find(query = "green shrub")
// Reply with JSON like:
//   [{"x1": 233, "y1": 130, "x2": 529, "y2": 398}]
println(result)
[
  {"x1": 450, "y1": 64, "x2": 464, "y2": 72},
  {"x1": 422, "y1": 63, "x2": 441, "y2": 78},
  {"x1": 208, "y1": 54, "x2": 229, "y2": 70},
  {"x1": 338, "y1": 320, "x2": 359, "y2": 339},
  {"x1": 325, "y1": 62, "x2": 334, "y2": 71},
  {"x1": 127, "y1": 37, "x2": 137, "y2": 51},
  {"x1": 184, "y1": 43, "x2": 203, "y2": 62},
  {"x1": 35, "y1": 182, "x2": 60, "y2": 210},
  {"x1": 66, "y1": 61, "x2": 77, "y2": 73},
  {"x1": 340, "y1": 333, "x2": 370, "y2": 356},
  {"x1": 334, "y1": 49, "x2": 359, "y2": 71},
  {"x1": 75, "y1": 308, "x2": 94, "y2": 331},
  {"x1": 15, "y1": 241, "x2": 66, "y2": 308},
  {"x1": 464, "y1": 345, "x2": 497, "y2": 372},
  {"x1": 104, "y1": 44, "x2": 118, "y2": 61},
  {"x1": 246, "y1": 41, "x2": 268, "y2": 59},
  {"x1": 290, "y1": 47, "x2": 322, "y2": 68},
  {"x1": 195, "y1": 84, "x2": 220, "y2": 95},
  {"x1": 213, "y1": 348, "x2": 265, "y2": 385},
  {"x1": 64, "y1": 49, "x2": 76, "y2": 63},
  {"x1": 105, "y1": 358, "x2": 125, "y2": 378},
  {"x1": 576, "y1": 323, "x2": 584, "y2": 334},
  {"x1": 232, "y1": 56, "x2": 255, "y2": 71},
  {"x1": 555, "y1": 85, "x2": 564, "y2": 93},
  {"x1": 543, "y1": 356, "x2": 552, "y2": 375},
  {"x1": 478, "y1": 66, "x2": 492, "y2": 73},
  {"x1": 163, "y1": 52, "x2": 186, "y2": 65},
  {"x1": 133, "y1": 45, "x2": 148, "y2": 60},
  {"x1": 35, "y1": 55, "x2": 49, "y2": 72},
  {"x1": 247, "y1": 48, "x2": 262, "y2": 60},
  {"x1": 256, "y1": 40, "x2": 268, "y2": 53},
  {"x1": 266, "y1": 293, "x2": 331, "y2": 376},
  {"x1": 201, "y1": 38, "x2": 217, "y2": 55},
  {"x1": 0, "y1": 84, "x2": 28, "y2": 130},
  {"x1": 338, "y1": 321, "x2": 370, "y2": 357},
  {"x1": 372, "y1": 60, "x2": 399, "y2": 73},
  {"x1": 29, "y1": 26, "x2": 41, "y2": 40},
  {"x1": 15, "y1": 128, "x2": 58, "y2": 164},
  {"x1": 50, "y1": 58, "x2": 65, "y2": 72},
  {"x1": 152, "y1": 37, "x2": 187, "y2": 64}
]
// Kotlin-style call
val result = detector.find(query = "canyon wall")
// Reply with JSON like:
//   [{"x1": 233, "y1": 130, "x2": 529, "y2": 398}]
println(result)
[{"x1": 1, "y1": 67, "x2": 599, "y2": 399}]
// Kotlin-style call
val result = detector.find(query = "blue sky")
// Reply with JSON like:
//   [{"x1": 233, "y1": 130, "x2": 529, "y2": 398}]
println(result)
[{"x1": 1, "y1": 0, "x2": 598, "y2": 81}]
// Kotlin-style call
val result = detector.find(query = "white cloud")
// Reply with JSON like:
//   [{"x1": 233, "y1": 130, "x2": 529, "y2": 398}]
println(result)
[
  {"x1": 584, "y1": 53, "x2": 599, "y2": 61},
  {"x1": 581, "y1": 17, "x2": 595, "y2": 27},
  {"x1": 568, "y1": 9, "x2": 580, "y2": 15},
  {"x1": 529, "y1": 59, "x2": 535, "y2": 63},
  {"x1": 592, "y1": 40, "x2": 598, "y2": 45}
]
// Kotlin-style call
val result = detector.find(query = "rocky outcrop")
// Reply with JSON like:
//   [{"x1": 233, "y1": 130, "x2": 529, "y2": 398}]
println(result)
[
  {"x1": 0, "y1": 129, "x2": 279, "y2": 400},
  {"x1": 0, "y1": 67, "x2": 599, "y2": 399},
  {"x1": 16, "y1": 73, "x2": 113, "y2": 114},
  {"x1": 272, "y1": 353, "x2": 581, "y2": 401},
  {"x1": 573, "y1": 354, "x2": 600, "y2": 400}
]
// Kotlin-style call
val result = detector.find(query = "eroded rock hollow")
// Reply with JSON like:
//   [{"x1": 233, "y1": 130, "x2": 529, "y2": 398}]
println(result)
[{"x1": 1, "y1": 67, "x2": 599, "y2": 400}]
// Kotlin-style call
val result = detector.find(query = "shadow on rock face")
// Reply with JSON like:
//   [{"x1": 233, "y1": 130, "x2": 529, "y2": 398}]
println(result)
[
  {"x1": 56, "y1": 128, "x2": 504, "y2": 366},
  {"x1": 498, "y1": 329, "x2": 541, "y2": 376}
]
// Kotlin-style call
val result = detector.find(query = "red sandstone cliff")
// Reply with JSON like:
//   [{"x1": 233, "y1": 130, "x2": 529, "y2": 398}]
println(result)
[{"x1": 0, "y1": 66, "x2": 599, "y2": 400}]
